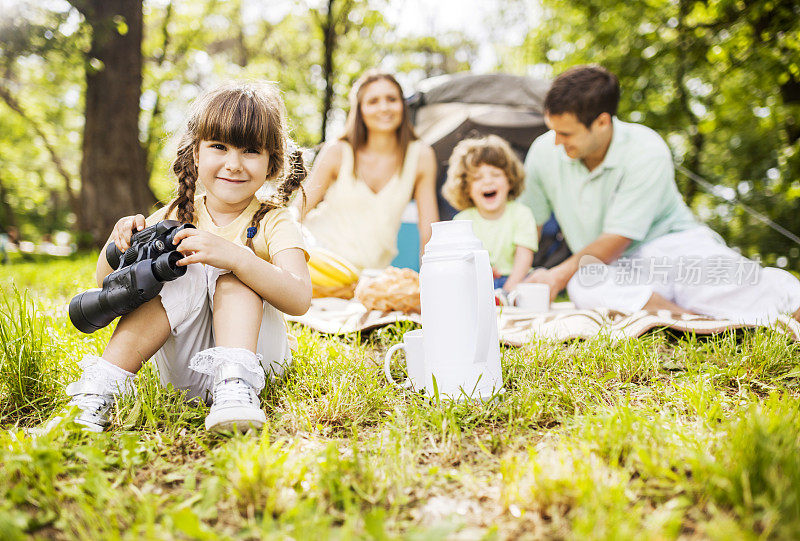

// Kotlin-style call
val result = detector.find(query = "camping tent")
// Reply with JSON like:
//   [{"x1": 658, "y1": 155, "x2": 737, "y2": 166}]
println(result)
[{"x1": 406, "y1": 72, "x2": 569, "y2": 269}]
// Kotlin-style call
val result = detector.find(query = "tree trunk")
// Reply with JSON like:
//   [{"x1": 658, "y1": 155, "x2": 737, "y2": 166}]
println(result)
[
  {"x1": 779, "y1": 71, "x2": 800, "y2": 145},
  {"x1": 319, "y1": 0, "x2": 336, "y2": 144},
  {"x1": 74, "y1": 0, "x2": 155, "y2": 248},
  {"x1": 674, "y1": 0, "x2": 701, "y2": 206},
  {"x1": 0, "y1": 175, "x2": 18, "y2": 233}
]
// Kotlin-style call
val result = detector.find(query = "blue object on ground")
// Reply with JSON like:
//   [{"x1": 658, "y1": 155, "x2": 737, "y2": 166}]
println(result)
[{"x1": 391, "y1": 221, "x2": 420, "y2": 271}]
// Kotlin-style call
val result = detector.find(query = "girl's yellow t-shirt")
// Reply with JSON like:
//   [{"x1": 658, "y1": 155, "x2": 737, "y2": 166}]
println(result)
[{"x1": 146, "y1": 195, "x2": 308, "y2": 263}]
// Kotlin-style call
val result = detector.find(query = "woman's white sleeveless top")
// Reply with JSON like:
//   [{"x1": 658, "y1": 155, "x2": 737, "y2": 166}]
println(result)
[{"x1": 303, "y1": 140, "x2": 421, "y2": 270}]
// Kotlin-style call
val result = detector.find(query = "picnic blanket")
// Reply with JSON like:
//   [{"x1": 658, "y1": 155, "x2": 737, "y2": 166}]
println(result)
[{"x1": 287, "y1": 298, "x2": 800, "y2": 345}]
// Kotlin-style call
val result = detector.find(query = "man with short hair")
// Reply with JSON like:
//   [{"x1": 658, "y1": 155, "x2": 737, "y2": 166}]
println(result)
[{"x1": 521, "y1": 65, "x2": 800, "y2": 324}]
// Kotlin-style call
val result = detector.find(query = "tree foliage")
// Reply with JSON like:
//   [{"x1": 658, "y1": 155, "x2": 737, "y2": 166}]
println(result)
[
  {"x1": 10, "y1": 0, "x2": 796, "y2": 267},
  {"x1": 0, "y1": 0, "x2": 476, "y2": 247},
  {"x1": 0, "y1": 3, "x2": 86, "y2": 239},
  {"x1": 511, "y1": 0, "x2": 800, "y2": 269}
]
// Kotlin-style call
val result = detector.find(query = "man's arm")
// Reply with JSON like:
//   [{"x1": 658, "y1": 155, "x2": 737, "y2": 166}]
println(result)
[{"x1": 526, "y1": 233, "x2": 631, "y2": 301}]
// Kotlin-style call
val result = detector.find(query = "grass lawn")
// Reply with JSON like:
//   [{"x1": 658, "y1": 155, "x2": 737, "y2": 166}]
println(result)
[{"x1": 1, "y1": 254, "x2": 800, "y2": 540}]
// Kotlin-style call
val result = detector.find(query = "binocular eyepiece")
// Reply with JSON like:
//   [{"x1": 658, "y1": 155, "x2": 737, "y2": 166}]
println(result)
[{"x1": 69, "y1": 220, "x2": 195, "y2": 334}]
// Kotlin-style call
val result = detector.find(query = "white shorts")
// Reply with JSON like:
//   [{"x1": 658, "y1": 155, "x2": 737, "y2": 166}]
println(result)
[
  {"x1": 566, "y1": 226, "x2": 800, "y2": 325},
  {"x1": 152, "y1": 263, "x2": 291, "y2": 402}
]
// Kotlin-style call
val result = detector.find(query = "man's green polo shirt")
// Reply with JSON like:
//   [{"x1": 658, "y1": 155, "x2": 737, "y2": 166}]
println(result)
[{"x1": 521, "y1": 117, "x2": 697, "y2": 254}]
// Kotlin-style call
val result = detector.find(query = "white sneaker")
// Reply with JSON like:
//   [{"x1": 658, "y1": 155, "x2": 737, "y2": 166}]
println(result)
[
  {"x1": 57, "y1": 355, "x2": 135, "y2": 432},
  {"x1": 65, "y1": 388, "x2": 115, "y2": 432},
  {"x1": 34, "y1": 391, "x2": 114, "y2": 435},
  {"x1": 205, "y1": 362, "x2": 266, "y2": 432}
]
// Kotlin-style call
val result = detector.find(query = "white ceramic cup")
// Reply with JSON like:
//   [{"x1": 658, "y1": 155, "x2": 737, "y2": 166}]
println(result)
[
  {"x1": 508, "y1": 283, "x2": 551, "y2": 312},
  {"x1": 384, "y1": 329, "x2": 425, "y2": 389}
]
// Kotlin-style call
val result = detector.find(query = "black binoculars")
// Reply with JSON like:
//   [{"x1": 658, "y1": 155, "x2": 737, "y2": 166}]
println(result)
[{"x1": 69, "y1": 220, "x2": 195, "y2": 333}]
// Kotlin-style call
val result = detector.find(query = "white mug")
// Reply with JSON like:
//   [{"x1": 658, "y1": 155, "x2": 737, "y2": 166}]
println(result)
[
  {"x1": 508, "y1": 283, "x2": 551, "y2": 312},
  {"x1": 384, "y1": 329, "x2": 425, "y2": 390}
]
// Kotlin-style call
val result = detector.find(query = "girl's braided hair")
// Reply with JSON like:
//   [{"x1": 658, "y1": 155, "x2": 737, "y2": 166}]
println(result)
[
  {"x1": 244, "y1": 147, "x2": 307, "y2": 250},
  {"x1": 166, "y1": 81, "x2": 307, "y2": 250}
]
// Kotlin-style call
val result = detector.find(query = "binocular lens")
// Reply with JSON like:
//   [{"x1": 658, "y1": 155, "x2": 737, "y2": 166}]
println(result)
[
  {"x1": 153, "y1": 251, "x2": 186, "y2": 281},
  {"x1": 68, "y1": 289, "x2": 118, "y2": 334}
]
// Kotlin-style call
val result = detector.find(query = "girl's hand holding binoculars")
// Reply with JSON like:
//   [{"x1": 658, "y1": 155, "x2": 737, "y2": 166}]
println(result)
[
  {"x1": 111, "y1": 214, "x2": 146, "y2": 252},
  {"x1": 171, "y1": 228, "x2": 247, "y2": 271}
]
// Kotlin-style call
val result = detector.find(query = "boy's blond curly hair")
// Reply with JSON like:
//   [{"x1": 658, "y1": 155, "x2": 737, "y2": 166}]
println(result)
[{"x1": 441, "y1": 135, "x2": 525, "y2": 211}]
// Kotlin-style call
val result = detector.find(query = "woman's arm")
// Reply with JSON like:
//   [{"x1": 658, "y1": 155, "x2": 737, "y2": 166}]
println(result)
[
  {"x1": 296, "y1": 142, "x2": 344, "y2": 219},
  {"x1": 413, "y1": 144, "x2": 439, "y2": 253},
  {"x1": 503, "y1": 245, "x2": 535, "y2": 292}
]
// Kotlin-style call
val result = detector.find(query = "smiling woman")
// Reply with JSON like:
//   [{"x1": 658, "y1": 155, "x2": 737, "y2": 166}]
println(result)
[{"x1": 298, "y1": 70, "x2": 439, "y2": 291}]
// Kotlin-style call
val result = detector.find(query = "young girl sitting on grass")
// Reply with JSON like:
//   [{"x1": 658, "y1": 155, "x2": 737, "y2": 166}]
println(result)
[
  {"x1": 62, "y1": 81, "x2": 311, "y2": 433},
  {"x1": 442, "y1": 135, "x2": 538, "y2": 294}
]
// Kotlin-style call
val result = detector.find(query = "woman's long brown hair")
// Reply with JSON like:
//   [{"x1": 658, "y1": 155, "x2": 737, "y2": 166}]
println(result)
[{"x1": 339, "y1": 70, "x2": 418, "y2": 174}]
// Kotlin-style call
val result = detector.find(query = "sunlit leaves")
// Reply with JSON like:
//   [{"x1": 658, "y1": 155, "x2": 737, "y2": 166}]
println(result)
[{"x1": 511, "y1": 0, "x2": 800, "y2": 270}]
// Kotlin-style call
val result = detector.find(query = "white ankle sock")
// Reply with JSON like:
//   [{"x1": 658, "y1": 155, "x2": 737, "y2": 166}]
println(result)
[
  {"x1": 93, "y1": 356, "x2": 136, "y2": 379},
  {"x1": 72, "y1": 354, "x2": 136, "y2": 397},
  {"x1": 188, "y1": 347, "x2": 266, "y2": 392}
]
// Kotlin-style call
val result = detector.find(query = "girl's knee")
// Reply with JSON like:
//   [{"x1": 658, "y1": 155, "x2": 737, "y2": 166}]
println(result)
[
  {"x1": 212, "y1": 273, "x2": 264, "y2": 350},
  {"x1": 214, "y1": 272, "x2": 260, "y2": 304}
]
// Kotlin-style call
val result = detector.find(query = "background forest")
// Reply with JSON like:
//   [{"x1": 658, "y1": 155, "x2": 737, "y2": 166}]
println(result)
[{"x1": 1, "y1": 0, "x2": 798, "y2": 269}]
